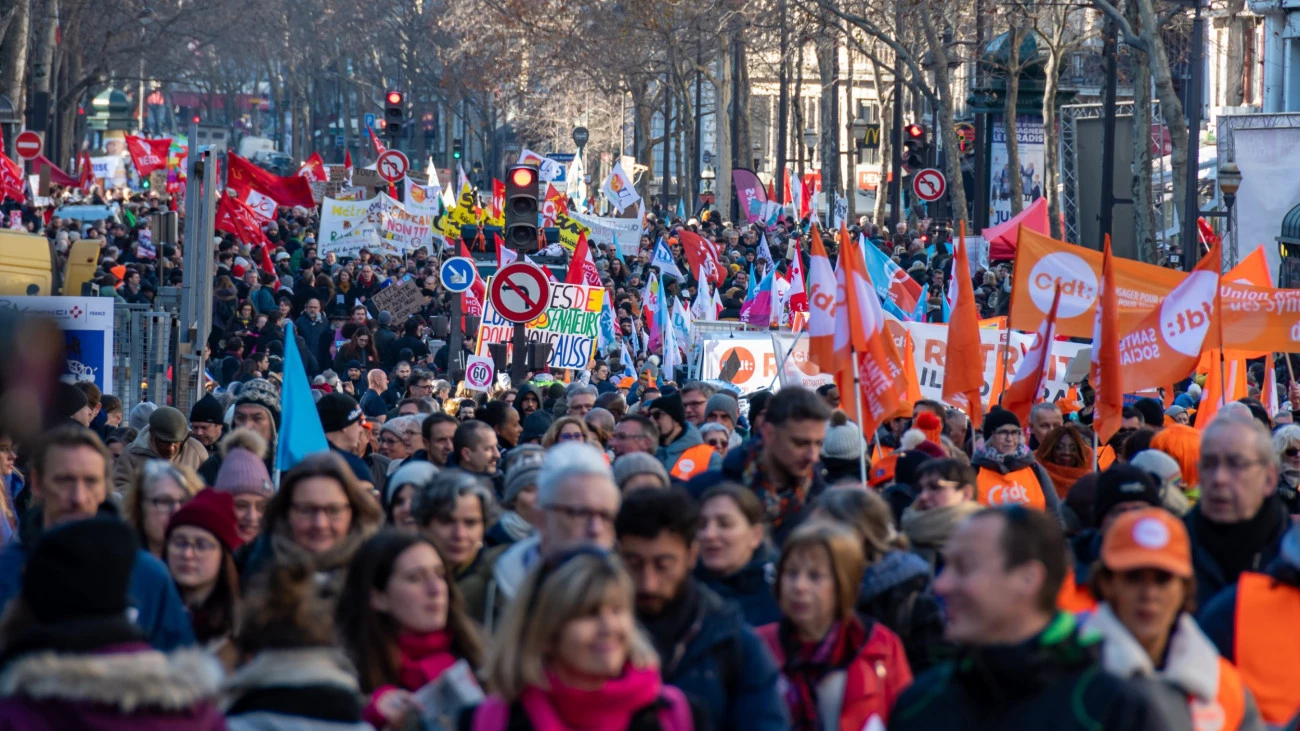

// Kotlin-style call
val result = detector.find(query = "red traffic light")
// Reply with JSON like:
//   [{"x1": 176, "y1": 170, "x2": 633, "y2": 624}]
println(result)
[
  {"x1": 905, "y1": 124, "x2": 924, "y2": 139},
  {"x1": 192, "y1": 116, "x2": 201, "y2": 123},
  {"x1": 386, "y1": 91, "x2": 403, "y2": 106},
  {"x1": 511, "y1": 167, "x2": 536, "y2": 188}
]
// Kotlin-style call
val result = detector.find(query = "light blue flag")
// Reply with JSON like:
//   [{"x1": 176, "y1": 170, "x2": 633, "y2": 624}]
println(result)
[
  {"x1": 912, "y1": 284, "x2": 929, "y2": 322},
  {"x1": 860, "y1": 235, "x2": 900, "y2": 302},
  {"x1": 276, "y1": 320, "x2": 329, "y2": 474},
  {"x1": 598, "y1": 288, "x2": 617, "y2": 349},
  {"x1": 940, "y1": 290, "x2": 951, "y2": 323},
  {"x1": 651, "y1": 237, "x2": 684, "y2": 280},
  {"x1": 746, "y1": 262, "x2": 757, "y2": 301},
  {"x1": 676, "y1": 198, "x2": 686, "y2": 220},
  {"x1": 620, "y1": 342, "x2": 637, "y2": 377}
]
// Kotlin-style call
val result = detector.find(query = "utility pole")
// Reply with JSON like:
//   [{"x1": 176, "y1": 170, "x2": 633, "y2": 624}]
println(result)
[
  {"x1": 888, "y1": 0, "x2": 903, "y2": 227},
  {"x1": 1182, "y1": 0, "x2": 1205, "y2": 270},
  {"x1": 1099, "y1": 19, "x2": 1118, "y2": 246}
]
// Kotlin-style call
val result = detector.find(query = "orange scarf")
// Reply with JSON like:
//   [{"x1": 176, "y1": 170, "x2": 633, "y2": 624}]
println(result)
[{"x1": 1037, "y1": 453, "x2": 1093, "y2": 499}]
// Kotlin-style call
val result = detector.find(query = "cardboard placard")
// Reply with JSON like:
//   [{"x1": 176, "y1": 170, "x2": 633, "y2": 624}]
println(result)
[{"x1": 371, "y1": 279, "x2": 427, "y2": 323}]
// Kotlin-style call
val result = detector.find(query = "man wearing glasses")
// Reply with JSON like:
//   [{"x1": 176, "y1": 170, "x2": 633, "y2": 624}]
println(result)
[{"x1": 971, "y1": 408, "x2": 1062, "y2": 520}]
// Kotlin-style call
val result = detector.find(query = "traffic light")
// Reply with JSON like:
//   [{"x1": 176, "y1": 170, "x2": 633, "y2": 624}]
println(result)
[
  {"x1": 503, "y1": 164, "x2": 540, "y2": 252},
  {"x1": 452, "y1": 138, "x2": 463, "y2": 161},
  {"x1": 385, "y1": 91, "x2": 405, "y2": 137},
  {"x1": 903, "y1": 123, "x2": 928, "y2": 172}
]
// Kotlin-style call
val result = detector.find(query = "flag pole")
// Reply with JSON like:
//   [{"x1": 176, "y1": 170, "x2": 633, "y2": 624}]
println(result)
[
  {"x1": 852, "y1": 347, "x2": 868, "y2": 486},
  {"x1": 1285, "y1": 351, "x2": 1296, "y2": 389}
]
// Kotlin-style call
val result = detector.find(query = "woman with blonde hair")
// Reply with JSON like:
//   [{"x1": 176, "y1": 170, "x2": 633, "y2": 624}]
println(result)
[
  {"x1": 758, "y1": 522, "x2": 912, "y2": 729},
  {"x1": 541, "y1": 416, "x2": 592, "y2": 448},
  {"x1": 470, "y1": 549, "x2": 698, "y2": 730},
  {"x1": 124, "y1": 459, "x2": 203, "y2": 557}
]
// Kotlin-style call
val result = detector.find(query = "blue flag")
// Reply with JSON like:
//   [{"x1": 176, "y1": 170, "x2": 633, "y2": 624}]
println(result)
[
  {"x1": 746, "y1": 262, "x2": 757, "y2": 301},
  {"x1": 676, "y1": 198, "x2": 686, "y2": 220},
  {"x1": 276, "y1": 320, "x2": 329, "y2": 473},
  {"x1": 912, "y1": 284, "x2": 929, "y2": 322}
]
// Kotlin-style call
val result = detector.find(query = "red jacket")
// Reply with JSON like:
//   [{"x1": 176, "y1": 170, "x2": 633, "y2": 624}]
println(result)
[{"x1": 758, "y1": 619, "x2": 912, "y2": 731}]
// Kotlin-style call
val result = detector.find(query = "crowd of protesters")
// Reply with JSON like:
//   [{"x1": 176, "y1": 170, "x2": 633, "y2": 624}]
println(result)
[{"x1": 2, "y1": 182, "x2": 1300, "y2": 730}]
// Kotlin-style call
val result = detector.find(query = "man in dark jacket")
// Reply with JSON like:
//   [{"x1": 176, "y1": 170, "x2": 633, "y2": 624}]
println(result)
[
  {"x1": 616, "y1": 488, "x2": 787, "y2": 731},
  {"x1": 889, "y1": 506, "x2": 1168, "y2": 730},
  {"x1": 294, "y1": 298, "x2": 331, "y2": 375},
  {"x1": 1184, "y1": 416, "x2": 1288, "y2": 610}
]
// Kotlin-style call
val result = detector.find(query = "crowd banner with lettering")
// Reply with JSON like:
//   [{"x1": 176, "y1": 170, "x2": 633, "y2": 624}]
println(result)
[
  {"x1": 371, "y1": 280, "x2": 427, "y2": 323},
  {"x1": 475, "y1": 282, "x2": 603, "y2": 370},
  {"x1": 555, "y1": 211, "x2": 591, "y2": 252},
  {"x1": 319, "y1": 195, "x2": 432, "y2": 258},
  {"x1": 90, "y1": 156, "x2": 128, "y2": 189},
  {"x1": 0, "y1": 296, "x2": 114, "y2": 393},
  {"x1": 570, "y1": 211, "x2": 644, "y2": 257}
]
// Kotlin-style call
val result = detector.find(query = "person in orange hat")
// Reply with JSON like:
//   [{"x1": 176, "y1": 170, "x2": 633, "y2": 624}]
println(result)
[{"x1": 1082, "y1": 508, "x2": 1263, "y2": 730}]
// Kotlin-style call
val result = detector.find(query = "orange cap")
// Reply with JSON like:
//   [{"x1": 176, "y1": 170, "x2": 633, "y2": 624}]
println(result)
[
  {"x1": 618, "y1": 376, "x2": 635, "y2": 388},
  {"x1": 1101, "y1": 508, "x2": 1192, "y2": 578}
]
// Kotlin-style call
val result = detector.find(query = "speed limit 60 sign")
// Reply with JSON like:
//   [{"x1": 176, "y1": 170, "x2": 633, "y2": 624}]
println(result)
[{"x1": 465, "y1": 355, "x2": 496, "y2": 391}]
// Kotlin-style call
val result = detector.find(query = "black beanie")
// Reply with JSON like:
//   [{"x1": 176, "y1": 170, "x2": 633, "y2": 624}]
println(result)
[
  {"x1": 23, "y1": 518, "x2": 138, "y2": 624},
  {"x1": 317, "y1": 393, "x2": 363, "y2": 433},
  {"x1": 1092, "y1": 463, "x2": 1161, "y2": 527},
  {"x1": 189, "y1": 393, "x2": 225, "y2": 425},
  {"x1": 651, "y1": 391, "x2": 687, "y2": 427},
  {"x1": 981, "y1": 407, "x2": 1021, "y2": 440},
  {"x1": 1133, "y1": 398, "x2": 1164, "y2": 428},
  {"x1": 54, "y1": 381, "x2": 88, "y2": 420}
]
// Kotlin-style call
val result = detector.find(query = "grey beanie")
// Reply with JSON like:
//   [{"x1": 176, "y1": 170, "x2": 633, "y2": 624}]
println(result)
[
  {"x1": 386, "y1": 460, "x2": 438, "y2": 507},
  {"x1": 502, "y1": 445, "x2": 547, "y2": 505},
  {"x1": 821, "y1": 411, "x2": 866, "y2": 461},
  {"x1": 612, "y1": 452, "x2": 671, "y2": 491},
  {"x1": 129, "y1": 402, "x2": 158, "y2": 431},
  {"x1": 704, "y1": 393, "x2": 739, "y2": 425}
]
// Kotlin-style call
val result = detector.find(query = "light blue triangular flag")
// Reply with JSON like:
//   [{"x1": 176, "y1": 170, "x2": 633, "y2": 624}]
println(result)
[{"x1": 276, "y1": 320, "x2": 329, "y2": 474}]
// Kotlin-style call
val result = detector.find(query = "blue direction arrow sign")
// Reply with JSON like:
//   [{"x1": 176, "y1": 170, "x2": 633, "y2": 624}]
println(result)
[{"x1": 440, "y1": 257, "x2": 477, "y2": 294}]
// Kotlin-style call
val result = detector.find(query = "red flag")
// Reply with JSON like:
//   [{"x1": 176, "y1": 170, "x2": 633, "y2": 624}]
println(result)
[
  {"x1": 767, "y1": 178, "x2": 777, "y2": 204},
  {"x1": 491, "y1": 178, "x2": 505, "y2": 221},
  {"x1": 0, "y1": 152, "x2": 25, "y2": 203},
  {"x1": 566, "y1": 232, "x2": 602, "y2": 287},
  {"x1": 1002, "y1": 284, "x2": 1063, "y2": 424},
  {"x1": 786, "y1": 240, "x2": 808, "y2": 314},
  {"x1": 677, "y1": 229, "x2": 724, "y2": 286},
  {"x1": 226, "y1": 153, "x2": 316, "y2": 215},
  {"x1": 943, "y1": 222, "x2": 985, "y2": 426},
  {"x1": 542, "y1": 184, "x2": 567, "y2": 227},
  {"x1": 77, "y1": 151, "x2": 93, "y2": 193},
  {"x1": 124, "y1": 135, "x2": 172, "y2": 176},
  {"x1": 215, "y1": 194, "x2": 272, "y2": 249},
  {"x1": 298, "y1": 152, "x2": 328, "y2": 182},
  {"x1": 1091, "y1": 235, "x2": 1124, "y2": 444},
  {"x1": 367, "y1": 126, "x2": 386, "y2": 156},
  {"x1": 344, "y1": 150, "x2": 353, "y2": 171}
]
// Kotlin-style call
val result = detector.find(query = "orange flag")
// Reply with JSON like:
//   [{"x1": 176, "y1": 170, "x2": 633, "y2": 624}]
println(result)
[
  {"x1": 943, "y1": 222, "x2": 985, "y2": 427},
  {"x1": 1091, "y1": 235, "x2": 1124, "y2": 445},
  {"x1": 1118, "y1": 240, "x2": 1222, "y2": 393},
  {"x1": 806, "y1": 222, "x2": 837, "y2": 374},
  {"x1": 1002, "y1": 284, "x2": 1063, "y2": 424},
  {"x1": 833, "y1": 225, "x2": 903, "y2": 439},
  {"x1": 1196, "y1": 350, "x2": 1248, "y2": 430}
]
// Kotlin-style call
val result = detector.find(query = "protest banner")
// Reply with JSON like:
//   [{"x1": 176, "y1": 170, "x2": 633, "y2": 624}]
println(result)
[
  {"x1": 90, "y1": 156, "x2": 127, "y2": 188},
  {"x1": 570, "y1": 211, "x2": 643, "y2": 257},
  {"x1": 371, "y1": 280, "x2": 427, "y2": 323},
  {"x1": 378, "y1": 194, "x2": 434, "y2": 254},
  {"x1": 555, "y1": 211, "x2": 590, "y2": 251},
  {"x1": 707, "y1": 332, "x2": 833, "y2": 394},
  {"x1": 318, "y1": 196, "x2": 380, "y2": 257},
  {"x1": 475, "y1": 282, "x2": 603, "y2": 370}
]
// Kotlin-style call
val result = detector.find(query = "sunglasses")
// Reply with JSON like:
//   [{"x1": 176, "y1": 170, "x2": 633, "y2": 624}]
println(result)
[{"x1": 1286, "y1": 447, "x2": 1300, "y2": 458}]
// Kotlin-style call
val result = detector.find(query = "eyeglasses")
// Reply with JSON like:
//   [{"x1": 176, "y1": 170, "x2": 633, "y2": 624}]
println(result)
[
  {"x1": 1199, "y1": 456, "x2": 1267, "y2": 475},
  {"x1": 289, "y1": 503, "x2": 353, "y2": 521},
  {"x1": 992, "y1": 428, "x2": 1022, "y2": 439},
  {"x1": 167, "y1": 535, "x2": 219, "y2": 555},
  {"x1": 558, "y1": 431, "x2": 586, "y2": 442},
  {"x1": 147, "y1": 497, "x2": 184, "y2": 513},
  {"x1": 545, "y1": 503, "x2": 616, "y2": 527},
  {"x1": 1285, "y1": 447, "x2": 1300, "y2": 458}
]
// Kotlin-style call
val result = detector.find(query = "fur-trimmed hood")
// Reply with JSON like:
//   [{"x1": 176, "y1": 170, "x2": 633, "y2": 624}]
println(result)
[{"x1": 0, "y1": 645, "x2": 223, "y2": 712}]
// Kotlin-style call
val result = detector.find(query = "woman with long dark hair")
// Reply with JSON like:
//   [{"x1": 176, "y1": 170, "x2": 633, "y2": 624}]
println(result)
[
  {"x1": 337, "y1": 531, "x2": 483, "y2": 729},
  {"x1": 334, "y1": 327, "x2": 380, "y2": 373}
]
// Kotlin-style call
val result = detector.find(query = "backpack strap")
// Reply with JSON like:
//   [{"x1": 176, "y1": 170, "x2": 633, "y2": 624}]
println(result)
[
  {"x1": 472, "y1": 696, "x2": 511, "y2": 731},
  {"x1": 656, "y1": 685, "x2": 694, "y2": 731}
]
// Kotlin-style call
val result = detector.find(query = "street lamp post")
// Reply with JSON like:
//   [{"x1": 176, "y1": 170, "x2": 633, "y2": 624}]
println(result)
[{"x1": 1196, "y1": 161, "x2": 1242, "y2": 267}]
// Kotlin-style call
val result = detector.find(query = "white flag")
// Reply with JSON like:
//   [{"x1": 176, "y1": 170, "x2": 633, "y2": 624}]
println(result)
[{"x1": 601, "y1": 160, "x2": 641, "y2": 213}]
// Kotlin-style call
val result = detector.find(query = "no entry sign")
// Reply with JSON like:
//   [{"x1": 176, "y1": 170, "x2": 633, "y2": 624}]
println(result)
[
  {"x1": 14, "y1": 131, "x2": 41, "y2": 160},
  {"x1": 376, "y1": 150, "x2": 409, "y2": 183},
  {"x1": 489, "y1": 262, "x2": 551, "y2": 323}
]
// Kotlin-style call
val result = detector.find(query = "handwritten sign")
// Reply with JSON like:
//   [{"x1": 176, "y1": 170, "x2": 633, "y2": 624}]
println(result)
[
  {"x1": 476, "y1": 282, "x2": 604, "y2": 370},
  {"x1": 371, "y1": 279, "x2": 427, "y2": 324}
]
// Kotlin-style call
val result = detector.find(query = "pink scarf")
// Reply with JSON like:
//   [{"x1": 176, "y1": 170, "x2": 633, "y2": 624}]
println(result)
[
  {"x1": 396, "y1": 630, "x2": 458, "y2": 691},
  {"x1": 520, "y1": 665, "x2": 662, "y2": 731}
]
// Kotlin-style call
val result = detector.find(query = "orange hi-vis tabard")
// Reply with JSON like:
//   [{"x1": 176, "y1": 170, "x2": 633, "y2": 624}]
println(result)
[
  {"x1": 670, "y1": 444, "x2": 715, "y2": 481},
  {"x1": 975, "y1": 466, "x2": 1047, "y2": 510},
  {"x1": 1233, "y1": 571, "x2": 1300, "y2": 724}
]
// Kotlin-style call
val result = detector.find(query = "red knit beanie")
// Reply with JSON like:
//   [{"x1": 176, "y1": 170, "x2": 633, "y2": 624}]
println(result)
[
  {"x1": 914, "y1": 411, "x2": 943, "y2": 444},
  {"x1": 166, "y1": 488, "x2": 244, "y2": 553}
]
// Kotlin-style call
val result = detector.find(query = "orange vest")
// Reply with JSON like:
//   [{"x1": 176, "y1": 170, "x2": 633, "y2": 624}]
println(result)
[
  {"x1": 1186, "y1": 657, "x2": 1247, "y2": 731},
  {"x1": 975, "y1": 465, "x2": 1047, "y2": 510},
  {"x1": 1234, "y1": 571, "x2": 1300, "y2": 724},
  {"x1": 1055, "y1": 568, "x2": 1097, "y2": 613},
  {"x1": 670, "y1": 444, "x2": 715, "y2": 481}
]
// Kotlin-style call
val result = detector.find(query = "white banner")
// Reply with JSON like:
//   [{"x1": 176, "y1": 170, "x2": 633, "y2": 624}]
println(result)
[
  {"x1": 570, "y1": 211, "x2": 644, "y2": 256},
  {"x1": 319, "y1": 194, "x2": 432, "y2": 258},
  {"x1": 699, "y1": 333, "x2": 834, "y2": 395},
  {"x1": 90, "y1": 156, "x2": 127, "y2": 189}
]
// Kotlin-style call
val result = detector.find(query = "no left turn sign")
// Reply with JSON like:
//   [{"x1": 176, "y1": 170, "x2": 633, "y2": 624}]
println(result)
[
  {"x1": 489, "y1": 262, "x2": 551, "y2": 323},
  {"x1": 377, "y1": 150, "x2": 409, "y2": 183},
  {"x1": 912, "y1": 168, "x2": 947, "y2": 202}
]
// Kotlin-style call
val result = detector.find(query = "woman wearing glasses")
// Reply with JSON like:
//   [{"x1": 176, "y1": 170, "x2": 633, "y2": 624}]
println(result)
[
  {"x1": 238, "y1": 453, "x2": 382, "y2": 596},
  {"x1": 163, "y1": 488, "x2": 244, "y2": 658},
  {"x1": 124, "y1": 459, "x2": 202, "y2": 557},
  {"x1": 470, "y1": 549, "x2": 699, "y2": 730},
  {"x1": 899, "y1": 458, "x2": 982, "y2": 575},
  {"x1": 970, "y1": 408, "x2": 1062, "y2": 518},
  {"x1": 542, "y1": 416, "x2": 594, "y2": 449}
]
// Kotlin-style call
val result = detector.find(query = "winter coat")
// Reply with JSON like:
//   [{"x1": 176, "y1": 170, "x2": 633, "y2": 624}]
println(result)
[
  {"x1": 1185, "y1": 497, "x2": 1289, "y2": 610},
  {"x1": 222, "y1": 647, "x2": 370, "y2": 731},
  {"x1": 758, "y1": 615, "x2": 912, "y2": 731},
  {"x1": 457, "y1": 544, "x2": 508, "y2": 629},
  {"x1": 856, "y1": 551, "x2": 947, "y2": 673},
  {"x1": 112, "y1": 426, "x2": 210, "y2": 494},
  {"x1": 250, "y1": 286, "x2": 276, "y2": 316},
  {"x1": 1199, "y1": 530, "x2": 1300, "y2": 664},
  {"x1": 657, "y1": 424, "x2": 722, "y2": 475},
  {"x1": 295, "y1": 313, "x2": 332, "y2": 373},
  {"x1": 0, "y1": 511, "x2": 196, "y2": 652},
  {"x1": 887, "y1": 612, "x2": 1169, "y2": 731},
  {"x1": 694, "y1": 543, "x2": 781, "y2": 628},
  {"x1": 1082, "y1": 604, "x2": 1264, "y2": 731},
  {"x1": 659, "y1": 583, "x2": 789, "y2": 731},
  {"x1": 0, "y1": 627, "x2": 222, "y2": 730},
  {"x1": 969, "y1": 449, "x2": 1063, "y2": 521}
]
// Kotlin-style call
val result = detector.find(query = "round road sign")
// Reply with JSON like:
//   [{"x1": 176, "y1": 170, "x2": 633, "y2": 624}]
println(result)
[
  {"x1": 464, "y1": 355, "x2": 496, "y2": 391},
  {"x1": 912, "y1": 168, "x2": 947, "y2": 203},
  {"x1": 490, "y1": 262, "x2": 551, "y2": 323},
  {"x1": 440, "y1": 257, "x2": 478, "y2": 294},
  {"x1": 376, "y1": 149, "x2": 409, "y2": 183},
  {"x1": 14, "y1": 131, "x2": 41, "y2": 160}
]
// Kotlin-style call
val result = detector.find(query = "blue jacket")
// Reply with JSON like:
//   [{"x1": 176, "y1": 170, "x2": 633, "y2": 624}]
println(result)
[
  {"x1": 660, "y1": 582, "x2": 788, "y2": 731},
  {"x1": 694, "y1": 543, "x2": 781, "y2": 628},
  {"x1": 0, "y1": 514, "x2": 195, "y2": 651}
]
